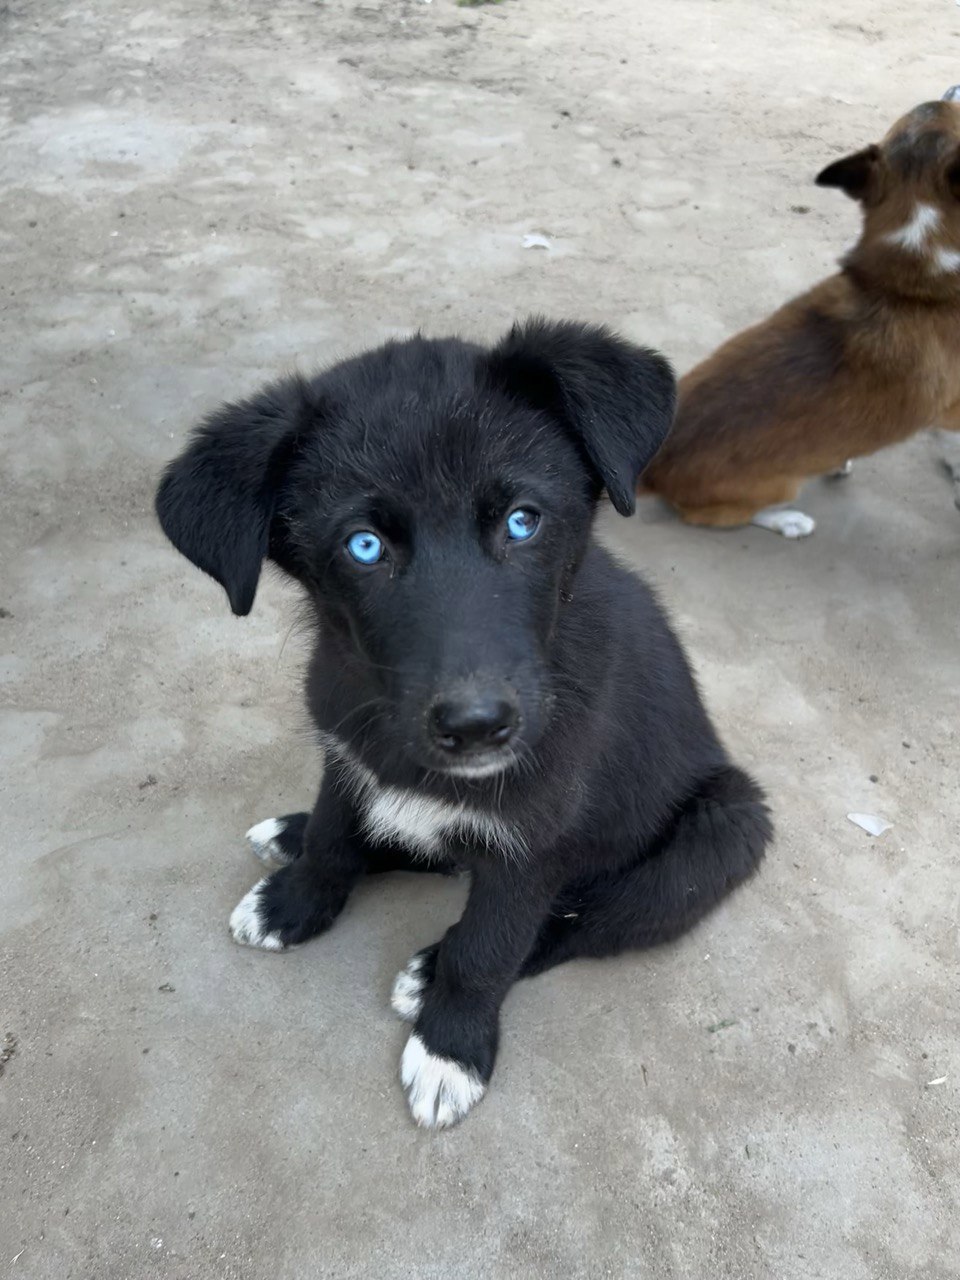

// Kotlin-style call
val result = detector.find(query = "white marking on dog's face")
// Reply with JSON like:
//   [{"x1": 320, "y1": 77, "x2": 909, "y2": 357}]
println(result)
[
  {"x1": 229, "y1": 879, "x2": 285, "y2": 951},
  {"x1": 933, "y1": 246, "x2": 960, "y2": 273},
  {"x1": 400, "y1": 1033, "x2": 486, "y2": 1128},
  {"x1": 391, "y1": 954, "x2": 428, "y2": 1022},
  {"x1": 750, "y1": 507, "x2": 816, "y2": 539},
  {"x1": 245, "y1": 817, "x2": 290, "y2": 865},
  {"x1": 322, "y1": 734, "x2": 523, "y2": 860},
  {"x1": 886, "y1": 202, "x2": 941, "y2": 251}
]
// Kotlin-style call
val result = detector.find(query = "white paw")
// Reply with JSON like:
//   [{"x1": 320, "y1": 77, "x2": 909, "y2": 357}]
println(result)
[
  {"x1": 400, "y1": 1034, "x2": 486, "y2": 1129},
  {"x1": 751, "y1": 507, "x2": 816, "y2": 539},
  {"x1": 391, "y1": 954, "x2": 428, "y2": 1022},
  {"x1": 245, "y1": 817, "x2": 292, "y2": 866},
  {"x1": 229, "y1": 879, "x2": 285, "y2": 951},
  {"x1": 827, "y1": 459, "x2": 853, "y2": 478}
]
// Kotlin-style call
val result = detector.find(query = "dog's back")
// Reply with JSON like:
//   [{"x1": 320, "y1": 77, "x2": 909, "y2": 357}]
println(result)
[{"x1": 642, "y1": 96, "x2": 960, "y2": 529}]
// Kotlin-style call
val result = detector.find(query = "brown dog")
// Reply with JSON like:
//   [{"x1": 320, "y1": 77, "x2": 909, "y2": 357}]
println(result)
[{"x1": 641, "y1": 89, "x2": 960, "y2": 537}]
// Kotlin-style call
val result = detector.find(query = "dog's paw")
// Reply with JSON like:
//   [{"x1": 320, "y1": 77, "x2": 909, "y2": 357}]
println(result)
[
  {"x1": 390, "y1": 944, "x2": 440, "y2": 1022},
  {"x1": 245, "y1": 813, "x2": 307, "y2": 866},
  {"x1": 230, "y1": 861, "x2": 354, "y2": 951},
  {"x1": 826, "y1": 459, "x2": 853, "y2": 479},
  {"x1": 400, "y1": 1033, "x2": 487, "y2": 1129},
  {"x1": 229, "y1": 879, "x2": 287, "y2": 951},
  {"x1": 751, "y1": 507, "x2": 816, "y2": 539}
]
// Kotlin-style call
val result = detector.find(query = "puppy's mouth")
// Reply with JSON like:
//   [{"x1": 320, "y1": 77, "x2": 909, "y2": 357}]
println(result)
[{"x1": 427, "y1": 746, "x2": 521, "y2": 782}]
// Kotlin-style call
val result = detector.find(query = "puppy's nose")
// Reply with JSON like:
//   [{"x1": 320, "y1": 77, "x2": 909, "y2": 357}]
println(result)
[{"x1": 430, "y1": 693, "x2": 519, "y2": 754}]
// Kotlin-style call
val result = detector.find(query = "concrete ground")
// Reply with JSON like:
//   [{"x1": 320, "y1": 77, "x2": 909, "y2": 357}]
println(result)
[{"x1": 2, "y1": 0, "x2": 959, "y2": 1276}]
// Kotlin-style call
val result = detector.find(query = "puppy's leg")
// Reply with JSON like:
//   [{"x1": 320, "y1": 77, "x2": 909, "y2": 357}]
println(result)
[
  {"x1": 675, "y1": 499, "x2": 767, "y2": 529},
  {"x1": 391, "y1": 941, "x2": 441, "y2": 1023},
  {"x1": 397, "y1": 864, "x2": 554, "y2": 1128},
  {"x1": 825, "y1": 459, "x2": 853, "y2": 479},
  {"x1": 230, "y1": 780, "x2": 366, "y2": 951},
  {"x1": 678, "y1": 499, "x2": 815, "y2": 538},
  {"x1": 246, "y1": 813, "x2": 309, "y2": 866},
  {"x1": 677, "y1": 477, "x2": 814, "y2": 537},
  {"x1": 521, "y1": 765, "x2": 772, "y2": 976},
  {"x1": 245, "y1": 811, "x2": 457, "y2": 875}
]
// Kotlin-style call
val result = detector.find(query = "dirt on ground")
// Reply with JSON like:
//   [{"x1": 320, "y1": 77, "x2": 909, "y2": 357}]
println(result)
[{"x1": 1, "y1": 1, "x2": 959, "y2": 1277}]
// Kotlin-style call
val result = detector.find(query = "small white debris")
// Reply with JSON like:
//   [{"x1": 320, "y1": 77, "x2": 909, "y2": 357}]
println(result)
[
  {"x1": 150, "y1": 1238, "x2": 163, "y2": 1250},
  {"x1": 12, "y1": 1249, "x2": 25, "y2": 1264},
  {"x1": 847, "y1": 813, "x2": 892, "y2": 837},
  {"x1": 522, "y1": 233, "x2": 552, "y2": 250},
  {"x1": 108, "y1": 329, "x2": 116, "y2": 337},
  {"x1": 926, "y1": 1076, "x2": 947, "y2": 1087}
]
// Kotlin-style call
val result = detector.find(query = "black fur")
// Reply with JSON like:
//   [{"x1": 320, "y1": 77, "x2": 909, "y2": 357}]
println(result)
[{"x1": 157, "y1": 317, "x2": 771, "y2": 1123}]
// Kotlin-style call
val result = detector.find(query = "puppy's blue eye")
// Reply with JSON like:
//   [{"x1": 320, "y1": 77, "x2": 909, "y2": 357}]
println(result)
[
  {"x1": 346, "y1": 531, "x2": 384, "y2": 565},
  {"x1": 506, "y1": 508, "x2": 540, "y2": 542}
]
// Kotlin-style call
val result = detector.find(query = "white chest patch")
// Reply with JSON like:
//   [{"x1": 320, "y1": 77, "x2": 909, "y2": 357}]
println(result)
[
  {"x1": 886, "y1": 202, "x2": 941, "y2": 251},
  {"x1": 321, "y1": 735, "x2": 523, "y2": 861}
]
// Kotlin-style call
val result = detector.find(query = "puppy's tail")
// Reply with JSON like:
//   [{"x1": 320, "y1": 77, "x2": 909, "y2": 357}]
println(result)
[{"x1": 522, "y1": 765, "x2": 772, "y2": 975}]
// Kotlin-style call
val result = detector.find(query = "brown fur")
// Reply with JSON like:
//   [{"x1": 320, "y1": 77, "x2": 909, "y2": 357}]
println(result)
[{"x1": 641, "y1": 98, "x2": 960, "y2": 527}]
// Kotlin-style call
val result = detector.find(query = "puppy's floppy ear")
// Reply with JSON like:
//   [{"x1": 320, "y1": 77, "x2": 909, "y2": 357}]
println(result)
[
  {"x1": 485, "y1": 318, "x2": 676, "y2": 516},
  {"x1": 155, "y1": 377, "x2": 309, "y2": 616},
  {"x1": 816, "y1": 144, "x2": 882, "y2": 202}
]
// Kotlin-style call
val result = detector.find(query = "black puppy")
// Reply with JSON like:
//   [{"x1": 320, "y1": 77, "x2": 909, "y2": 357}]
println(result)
[{"x1": 156, "y1": 318, "x2": 771, "y2": 1128}]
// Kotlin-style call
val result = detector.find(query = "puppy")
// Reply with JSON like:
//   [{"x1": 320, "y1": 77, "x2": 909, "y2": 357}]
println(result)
[
  {"x1": 156, "y1": 319, "x2": 771, "y2": 1128},
  {"x1": 641, "y1": 89, "x2": 960, "y2": 537}
]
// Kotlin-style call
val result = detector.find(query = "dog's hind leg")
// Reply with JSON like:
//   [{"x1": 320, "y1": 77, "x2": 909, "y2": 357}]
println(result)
[
  {"x1": 674, "y1": 477, "x2": 814, "y2": 538},
  {"x1": 520, "y1": 765, "x2": 772, "y2": 976},
  {"x1": 677, "y1": 498, "x2": 815, "y2": 538}
]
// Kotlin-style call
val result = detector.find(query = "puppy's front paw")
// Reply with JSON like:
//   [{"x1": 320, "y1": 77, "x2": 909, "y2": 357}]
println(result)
[
  {"x1": 245, "y1": 813, "x2": 307, "y2": 866},
  {"x1": 229, "y1": 878, "x2": 287, "y2": 951},
  {"x1": 400, "y1": 1033, "x2": 487, "y2": 1129},
  {"x1": 229, "y1": 862, "x2": 351, "y2": 951},
  {"x1": 390, "y1": 944, "x2": 440, "y2": 1022}
]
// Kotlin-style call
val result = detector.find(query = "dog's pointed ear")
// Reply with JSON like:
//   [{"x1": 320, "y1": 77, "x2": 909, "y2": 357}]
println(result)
[
  {"x1": 155, "y1": 378, "x2": 308, "y2": 616},
  {"x1": 816, "y1": 144, "x2": 882, "y2": 201},
  {"x1": 484, "y1": 318, "x2": 676, "y2": 516}
]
